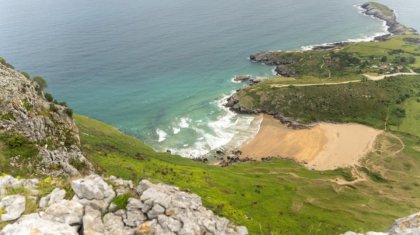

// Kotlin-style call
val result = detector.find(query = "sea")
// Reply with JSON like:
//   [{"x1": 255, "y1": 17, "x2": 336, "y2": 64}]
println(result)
[{"x1": 1, "y1": 0, "x2": 419, "y2": 157}]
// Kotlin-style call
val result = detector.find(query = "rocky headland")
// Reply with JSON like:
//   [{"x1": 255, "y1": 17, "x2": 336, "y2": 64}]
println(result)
[
  {"x1": 360, "y1": 2, "x2": 418, "y2": 37},
  {"x1": 249, "y1": 2, "x2": 418, "y2": 73}
]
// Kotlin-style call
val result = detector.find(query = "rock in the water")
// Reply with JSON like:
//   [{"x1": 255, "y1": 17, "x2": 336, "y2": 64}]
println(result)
[
  {"x1": 39, "y1": 188, "x2": 66, "y2": 208},
  {"x1": 82, "y1": 206, "x2": 105, "y2": 235},
  {"x1": 0, "y1": 195, "x2": 25, "y2": 221},
  {"x1": 1, "y1": 213, "x2": 77, "y2": 235}
]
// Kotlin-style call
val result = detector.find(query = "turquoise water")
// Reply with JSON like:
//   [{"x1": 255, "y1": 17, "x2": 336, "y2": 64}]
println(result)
[{"x1": 1, "y1": 0, "x2": 419, "y2": 156}]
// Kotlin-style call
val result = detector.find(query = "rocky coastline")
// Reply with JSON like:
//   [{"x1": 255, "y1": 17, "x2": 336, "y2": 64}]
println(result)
[
  {"x1": 249, "y1": 2, "x2": 418, "y2": 72},
  {"x1": 225, "y1": 94, "x2": 314, "y2": 130},
  {"x1": 360, "y1": 2, "x2": 418, "y2": 37}
]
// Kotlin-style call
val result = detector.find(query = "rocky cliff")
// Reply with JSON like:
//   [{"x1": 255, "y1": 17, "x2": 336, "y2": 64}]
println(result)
[
  {"x1": 0, "y1": 62, "x2": 92, "y2": 176},
  {"x1": 0, "y1": 174, "x2": 248, "y2": 235}
]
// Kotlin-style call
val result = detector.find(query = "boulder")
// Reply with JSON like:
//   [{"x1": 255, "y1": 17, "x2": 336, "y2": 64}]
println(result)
[
  {"x1": 71, "y1": 175, "x2": 115, "y2": 212},
  {"x1": 82, "y1": 206, "x2": 105, "y2": 235},
  {"x1": 1, "y1": 213, "x2": 77, "y2": 235},
  {"x1": 71, "y1": 175, "x2": 115, "y2": 200},
  {"x1": 41, "y1": 200, "x2": 83, "y2": 231},
  {"x1": 39, "y1": 188, "x2": 66, "y2": 208},
  {"x1": 388, "y1": 212, "x2": 420, "y2": 234},
  {"x1": 0, "y1": 195, "x2": 25, "y2": 221},
  {"x1": 104, "y1": 213, "x2": 135, "y2": 235}
]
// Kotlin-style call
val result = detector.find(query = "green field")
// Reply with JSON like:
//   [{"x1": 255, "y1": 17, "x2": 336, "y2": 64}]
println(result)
[
  {"x1": 70, "y1": 115, "x2": 420, "y2": 235},
  {"x1": 392, "y1": 97, "x2": 420, "y2": 137}
]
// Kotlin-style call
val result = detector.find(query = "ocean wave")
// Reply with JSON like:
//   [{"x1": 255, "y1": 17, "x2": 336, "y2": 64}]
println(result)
[
  {"x1": 156, "y1": 128, "x2": 167, "y2": 143},
  {"x1": 179, "y1": 117, "x2": 191, "y2": 128},
  {"x1": 172, "y1": 127, "x2": 181, "y2": 134}
]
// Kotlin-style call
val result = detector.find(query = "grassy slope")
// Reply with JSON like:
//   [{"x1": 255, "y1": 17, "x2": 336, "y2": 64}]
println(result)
[
  {"x1": 393, "y1": 98, "x2": 420, "y2": 136},
  {"x1": 75, "y1": 115, "x2": 420, "y2": 235},
  {"x1": 236, "y1": 76, "x2": 420, "y2": 129}
]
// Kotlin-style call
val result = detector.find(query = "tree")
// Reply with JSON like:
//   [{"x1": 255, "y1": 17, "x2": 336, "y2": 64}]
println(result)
[{"x1": 32, "y1": 76, "x2": 48, "y2": 91}]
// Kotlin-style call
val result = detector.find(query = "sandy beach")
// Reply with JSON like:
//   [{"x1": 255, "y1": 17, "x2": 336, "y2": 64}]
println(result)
[{"x1": 240, "y1": 114, "x2": 382, "y2": 170}]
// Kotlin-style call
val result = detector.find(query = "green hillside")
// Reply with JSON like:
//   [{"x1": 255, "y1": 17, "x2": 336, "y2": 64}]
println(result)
[{"x1": 74, "y1": 115, "x2": 420, "y2": 235}]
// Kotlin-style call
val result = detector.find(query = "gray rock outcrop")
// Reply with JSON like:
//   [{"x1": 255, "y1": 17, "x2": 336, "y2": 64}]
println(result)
[
  {"x1": 0, "y1": 63, "x2": 92, "y2": 176},
  {"x1": 0, "y1": 174, "x2": 248, "y2": 235}
]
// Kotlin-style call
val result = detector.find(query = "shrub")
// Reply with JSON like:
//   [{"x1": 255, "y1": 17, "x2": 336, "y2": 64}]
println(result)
[
  {"x1": 0, "y1": 134, "x2": 38, "y2": 159},
  {"x1": 23, "y1": 98, "x2": 33, "y2": 111},
  {"x1": 49, "y1": 104, "x2": 58, "y2": 112},
  {"x1": 0, "y1": 112, "x2": 15, "y2": 121},
  {"x1": 44, "y1": 93, "x2": 54, "y2": 102},
  {"x1": 64, "y1": 108, "x2": 73, "y2": 117},
  {"x1": 32, "y1": 76, "x2": 48, "y2": 91},
  {"x1": 20, "y1": 72, "x2": 30, "y2": 79}
]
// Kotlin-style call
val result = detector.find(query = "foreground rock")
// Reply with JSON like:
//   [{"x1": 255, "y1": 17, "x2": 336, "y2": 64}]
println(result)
[
  {"x1": 1, "y1": 174, "x2": 248, "y2": 235},
  {"x1": 0, "y1": 195, "x2": 25, "y2": 221},
  {"x1": 344, "y1": 212, "x2": 420, "y2": 235}
]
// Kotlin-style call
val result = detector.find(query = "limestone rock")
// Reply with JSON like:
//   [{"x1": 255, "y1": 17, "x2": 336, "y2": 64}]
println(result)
[
  {"x1": 0, "y1": 195, "x2": 25, "y2": 221},
  {"x1": 104, "y1": 213, "x2": 135, "y2": 235},
  {"x1": 82, "y1": 206, "x2": 105, "y2": 235},
  {"x1": 41, "y1": 200, "x2": 83, "y2": 231},
  {"x1": 388, "y1": 212, "x2": 420, "y2": 235},
  {"x1": 0, "y1": 63, "x2": 93, "y2": 176},
  {"x1": 1, "y1": 213, "x2": 77, "y2": 235},
  {"x1": 71, "y1": 175, "x2": 115, "y2": 201},
  {"x1": 39, "y1": 188, "x2": 66, "y2": 208}
]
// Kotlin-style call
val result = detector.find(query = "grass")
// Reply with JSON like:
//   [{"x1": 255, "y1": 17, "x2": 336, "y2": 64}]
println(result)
[
  {"x1": 235, "y1": 76, "x2": 420, "y2": 129},
  {"x1": 74, "y1": 114, "x2": 420, "y2": 234},
  {"x1": 393, "y1": 97, "x2": 420, "y2": 137},
  {"x1": 366, "y1": 2, "x2": 394, "y2": 17},
  {"x1": 253, "y1": 35, "x2": 420, "y2": 80}
]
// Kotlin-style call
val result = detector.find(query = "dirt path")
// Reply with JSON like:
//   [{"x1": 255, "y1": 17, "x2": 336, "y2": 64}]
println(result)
[
  {"x1": 270, "y1": 71, "x2": 418, "y2": 89},
  {"x1": 270, "y1": 80, "x2": 361, "y2": 88},
  {"x1": 363, "y1": 71, "x2": 418, "y2": 81}
]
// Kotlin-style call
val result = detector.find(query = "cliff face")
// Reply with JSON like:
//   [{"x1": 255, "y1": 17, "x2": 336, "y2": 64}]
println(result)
[{"x1": 0, "y1": 63, "x2": 92, "y2": 176}]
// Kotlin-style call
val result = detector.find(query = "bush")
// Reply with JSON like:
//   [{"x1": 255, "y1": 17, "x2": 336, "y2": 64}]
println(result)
[
  {"x1": 32, "y1": 76, "x2": 48, "y2": 91},
  {"x1": 64, "y1": 108, "x2": 73, "y2": 117},
  {"x1": 44, "y1": 93, "x2": 54, "y2": 102},
  {"x1": 49, "y1": 104, "x2": 58, "y2": 112},
  {"x1": 20, "y1": 72, "x2": 30, "y2": 79},
  {"x1": 0, "y1": 134, "x2": 38, "y2": 159}
]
